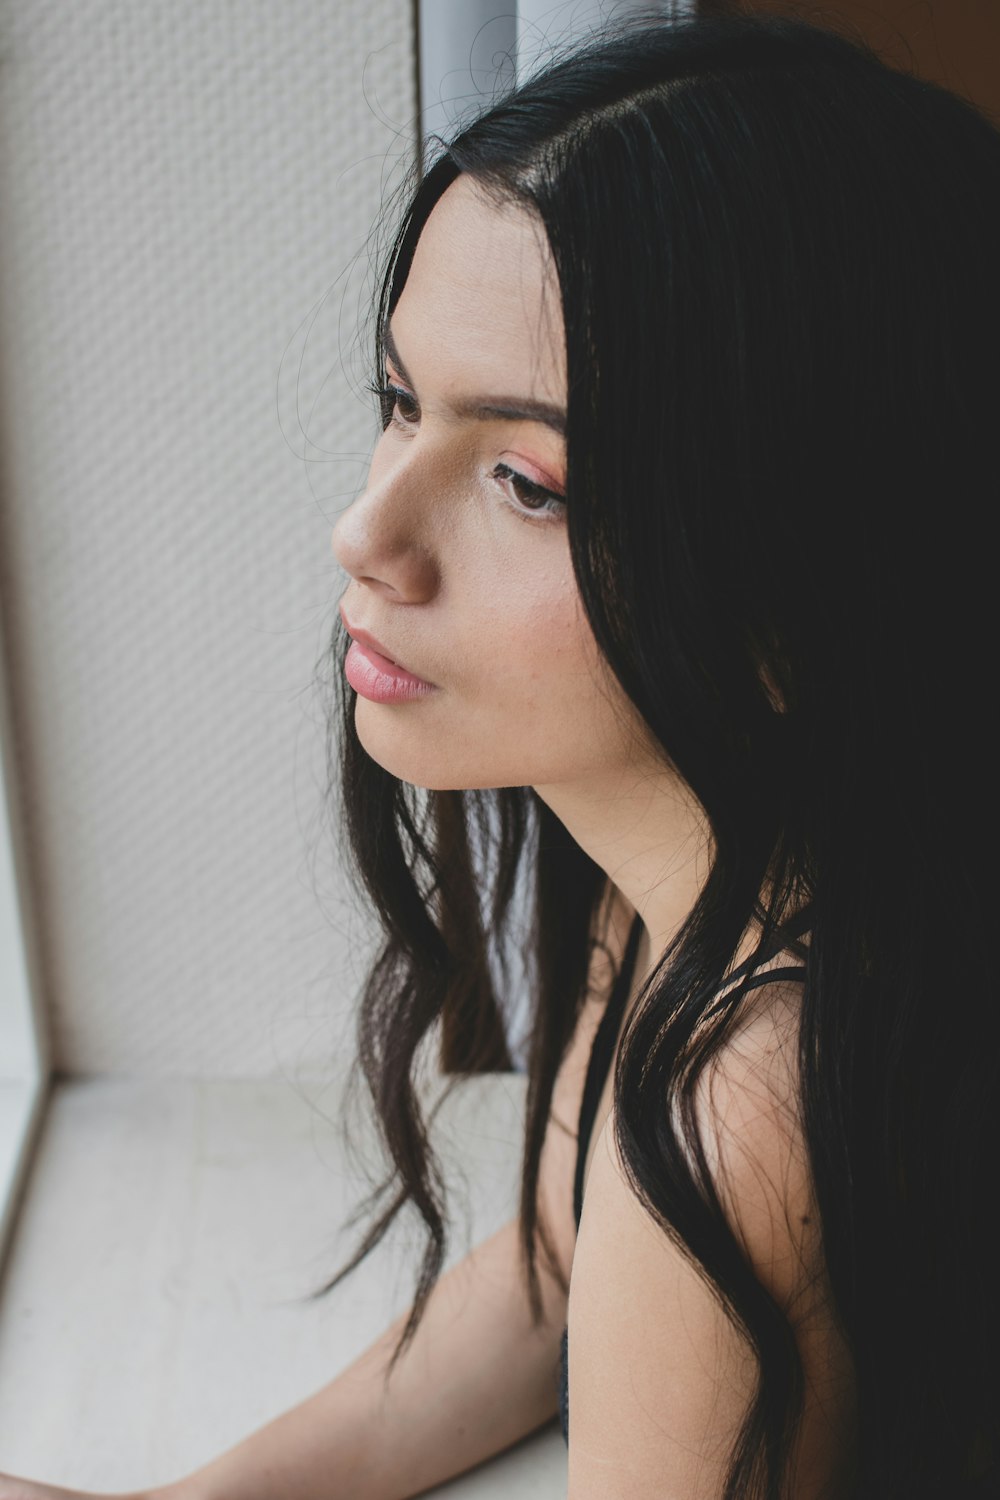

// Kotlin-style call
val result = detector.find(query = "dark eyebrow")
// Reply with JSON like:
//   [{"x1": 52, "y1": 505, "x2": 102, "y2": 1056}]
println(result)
[{"x1": 382, "y1": 323, "x2": 566, "y2": 439}]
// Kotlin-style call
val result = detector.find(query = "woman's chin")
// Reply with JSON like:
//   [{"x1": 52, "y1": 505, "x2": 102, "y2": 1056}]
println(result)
[
  {"x1": 352, "y1": 719, "x2": 466, "y2": 790},
  {"x1": 353, "y1": 701, "x2": 538, "y2": 791},
  {"x1": 356, "y1": 741, "x2": 514, "y2": 793}
]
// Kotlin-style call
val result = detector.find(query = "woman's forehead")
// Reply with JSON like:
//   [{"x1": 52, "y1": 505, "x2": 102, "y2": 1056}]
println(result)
[{"x1": 394, "y1": 175, "x2": 565, "y2": 397}]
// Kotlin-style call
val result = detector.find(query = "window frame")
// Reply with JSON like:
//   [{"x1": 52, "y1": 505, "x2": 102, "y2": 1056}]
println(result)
[{"x1": 0, "y1": 618, "x2": 51, "y2": 1270}]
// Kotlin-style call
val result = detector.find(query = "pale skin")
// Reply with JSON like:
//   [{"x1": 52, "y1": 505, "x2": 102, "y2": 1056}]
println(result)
[{"x1": 0, "y1": 174, "x2": 855, "y2": 1499}]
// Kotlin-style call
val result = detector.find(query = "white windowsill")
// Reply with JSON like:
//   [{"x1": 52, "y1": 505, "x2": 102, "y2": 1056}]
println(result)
[{"x1": 0, "y1": 1070, "x2": 566, "y2": 1496}]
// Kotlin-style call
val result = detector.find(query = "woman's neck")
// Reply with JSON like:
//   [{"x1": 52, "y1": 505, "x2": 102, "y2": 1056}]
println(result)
[{"x1": 532, "y1": 751, "x2": 710, "y2": 968}]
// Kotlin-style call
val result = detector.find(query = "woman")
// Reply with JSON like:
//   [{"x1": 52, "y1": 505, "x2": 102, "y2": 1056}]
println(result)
[{"x1": 3, "y1": 10, "x2": 997, "y2": 1500}]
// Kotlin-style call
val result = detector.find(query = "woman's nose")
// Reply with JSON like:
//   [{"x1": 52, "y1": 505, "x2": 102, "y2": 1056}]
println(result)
[{"x1": 330, "y1": 460, "x2": 438, "y2": 602}]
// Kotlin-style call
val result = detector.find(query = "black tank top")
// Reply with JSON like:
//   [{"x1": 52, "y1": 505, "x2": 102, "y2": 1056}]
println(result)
[{"x1": 555, "y1": 911, "x2": 810, "y2": 1446}]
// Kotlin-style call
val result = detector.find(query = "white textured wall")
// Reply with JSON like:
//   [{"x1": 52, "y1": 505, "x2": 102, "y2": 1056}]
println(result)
[{"x1": 0, "y1": 1, "x2": 416, "y2": 1077}]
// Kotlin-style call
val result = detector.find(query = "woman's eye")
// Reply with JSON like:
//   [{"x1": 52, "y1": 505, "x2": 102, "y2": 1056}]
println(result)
[
  {"x1": 365, "y1": 378, "x2": 565, "y2": 526},
  {"x1": 491, "y1": 462, "x2": 567, "y2": 524},
  {"x1": 366, "y1": 378, "x2": 419, "y2": 431}
]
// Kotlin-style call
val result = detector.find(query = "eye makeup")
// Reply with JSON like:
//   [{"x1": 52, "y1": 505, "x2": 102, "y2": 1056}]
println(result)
[
  {"x1": 365, "y1": 376, "x2": 567, "y2": 526},
  {"x1": 491, "y1": 461, "x2": 567, "y2": 523}
]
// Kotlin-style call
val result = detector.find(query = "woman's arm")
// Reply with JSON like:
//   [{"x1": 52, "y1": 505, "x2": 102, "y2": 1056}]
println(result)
[
  {"x1": 1, "y1": 890, "x2": 632, "y2": 1500},
  {"x1": 161, "y1": 1209, "x2": 568, "y2": 1500},
  {"x1": 178, "y1": 894, "x2": 635, "y2": 1500},
  {"x1": 174, "y1": 891, "x2": 634, "y2": 1500},
  {"x1": 0, "y1": 1211, "x2": 566, "y2": 1500},
  {"x1": 565, "y1": 977, "x2": 856, "y2": 1500}
]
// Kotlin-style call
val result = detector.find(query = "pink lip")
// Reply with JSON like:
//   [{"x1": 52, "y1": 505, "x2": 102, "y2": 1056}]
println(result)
[{"x1": 340, "y1": 612, "x2": 437, "y2": 703}]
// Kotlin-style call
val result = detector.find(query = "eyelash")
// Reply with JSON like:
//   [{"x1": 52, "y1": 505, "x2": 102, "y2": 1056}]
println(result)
[
  {"x1": 365, "y1": 377, "x2": 416, "y2": 435},
  {"x1": 365, "y1": 377, "x2": 567, "y2": 525}
]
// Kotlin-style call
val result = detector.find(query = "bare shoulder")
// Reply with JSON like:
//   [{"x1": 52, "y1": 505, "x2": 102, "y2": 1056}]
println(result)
[
  {"x1": 534, "y1": 880, "x2": 635, "y2": 1287},
  {"x1": 695, "y1": 973, "x2": 816, "y2": 1310},
  {"x1": 565, "y1": 974, "x2": 856, "y2": 1499}
]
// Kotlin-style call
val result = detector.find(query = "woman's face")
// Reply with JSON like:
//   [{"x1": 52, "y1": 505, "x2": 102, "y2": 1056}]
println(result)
[{"x1": 332, "y1": 173, "x2": 651, "y2": 793}]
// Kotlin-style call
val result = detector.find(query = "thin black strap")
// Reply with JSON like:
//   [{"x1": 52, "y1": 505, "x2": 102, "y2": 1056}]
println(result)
[
  {"x1": 724, "y1": 904, "x2": 813, "y2": 987},
  {"x1": 729, "y1": 964, "x2": 807, "y2": 995},
  {"x1": 573, "y1": 912, "x2": 643, "y2": 1229}
]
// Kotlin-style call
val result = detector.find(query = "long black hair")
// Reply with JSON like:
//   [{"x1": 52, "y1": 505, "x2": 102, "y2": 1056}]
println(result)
[{"x1": 310, "y1": 11, "x2": 1000, "y2": 1497}]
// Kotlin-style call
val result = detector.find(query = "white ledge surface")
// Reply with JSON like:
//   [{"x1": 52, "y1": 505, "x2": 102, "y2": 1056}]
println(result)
[{"x1": 0, "y1": 1070, "x2": 566, "y2": 1495}]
